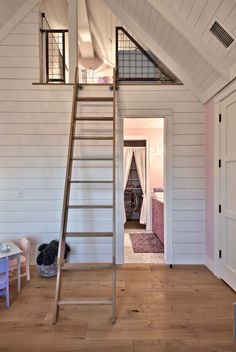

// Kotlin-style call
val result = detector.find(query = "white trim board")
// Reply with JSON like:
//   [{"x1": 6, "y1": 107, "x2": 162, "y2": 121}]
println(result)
[
  {"x1": 213, "y1": 98, "x2": 221, "y2": 278},
  {"x1": 164, "y1": 115, "x2": 173, "y2": 264}
]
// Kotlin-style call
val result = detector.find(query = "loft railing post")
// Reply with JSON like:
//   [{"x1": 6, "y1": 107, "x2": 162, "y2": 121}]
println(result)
[
  {"x1": 45, "y1": 31, "x2": 49, "y2": 83},
  {"x1": 115, "y1": 27, "x2": 119, "y2": 84},
  {"x1": 62, "y1": 31, "x2": 66, "y2": 83}
]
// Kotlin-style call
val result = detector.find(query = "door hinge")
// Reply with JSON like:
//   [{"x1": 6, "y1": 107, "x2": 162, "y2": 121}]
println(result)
[
  {"x1": 219, "y1": 249, "x2": 222, "y2": 259},
  {"x1": 219, "y1": 159, "x2": 221, "y2": 168},
  {"x1": 219, "y1": 204, "x2": 221, "y2": 213},
  {"x1": 219, "y1": 113, "x2": 221, "y2": 122}
]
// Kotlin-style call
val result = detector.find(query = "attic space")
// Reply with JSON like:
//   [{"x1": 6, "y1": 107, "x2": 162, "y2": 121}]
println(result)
[
  {"x1": 36, "y1": 0, "x2": 236, "y2": 102},
  {"x1": 0, "y1": 0, "x2": 236, "y2": 350}
]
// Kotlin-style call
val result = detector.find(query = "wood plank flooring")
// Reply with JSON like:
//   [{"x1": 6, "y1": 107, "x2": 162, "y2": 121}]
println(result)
[{"x1": 0, "y1": 265, "x2": 235, "y2": 352}]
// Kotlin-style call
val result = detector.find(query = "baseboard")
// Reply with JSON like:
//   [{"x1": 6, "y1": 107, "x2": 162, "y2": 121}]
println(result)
[
  {"x1": 205, "y1": 256, "x2": 215, "y2": 275},
  {"x1": 172, "y1": 254, "x2": 205, "y2": 264}
]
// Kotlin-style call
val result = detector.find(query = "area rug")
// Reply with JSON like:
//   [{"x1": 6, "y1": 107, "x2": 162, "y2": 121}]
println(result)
[{"x1": 129, "y1": 232, "x2": 164, "y2": 253}]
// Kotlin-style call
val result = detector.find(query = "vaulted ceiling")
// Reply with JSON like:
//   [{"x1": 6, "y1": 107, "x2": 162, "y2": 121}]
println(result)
[
  {"x1": 2, "y1": 0, "x2": 236, "y2": 102},
  {"x1": 103, "y1": 0, "x2": 236, "y2": 102},
  {"x1": 0, "y1": 0, "x2": 27, "y2": 27}
]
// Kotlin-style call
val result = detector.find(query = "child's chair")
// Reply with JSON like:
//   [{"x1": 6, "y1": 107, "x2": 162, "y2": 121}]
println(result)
[
  {"x1": 0, "y1": 258, "x2": 10, "y2": 308},
  {"x1": 9, "y1": 237, "x2": 30, "y2": 281}
]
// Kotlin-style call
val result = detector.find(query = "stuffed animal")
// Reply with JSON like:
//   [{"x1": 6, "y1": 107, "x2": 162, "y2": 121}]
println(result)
[{"x1": 36, "y1": 240, "x2": 70, "y2": 277}]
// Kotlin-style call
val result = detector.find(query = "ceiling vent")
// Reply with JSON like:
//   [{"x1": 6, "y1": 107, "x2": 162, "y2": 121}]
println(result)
[{"x1": 210, "y1": 21, "x2": 234, "y2": 48}]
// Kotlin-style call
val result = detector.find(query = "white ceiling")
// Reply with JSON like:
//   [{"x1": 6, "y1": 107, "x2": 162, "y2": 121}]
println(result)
[
  {"x1": 40, "y1": 0, "x2": 68, "y2": 29},
  {"x1": 103, "y1": 0, "x2": 236, "y2": 101},
  {"x1": 86, "y1": 0, "x2": 122, "y2": 66},
  {"x1": 169, "y1": 0, "x2": 236, "y2": 65},
  {"x1": 0, "y1": 0, "x2": 27, "y2": 28}
]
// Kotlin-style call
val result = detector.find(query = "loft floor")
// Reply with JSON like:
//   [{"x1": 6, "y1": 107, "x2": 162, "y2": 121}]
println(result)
[{"x1": 0, "y1": 265, "x2": 235, "y2": 351}]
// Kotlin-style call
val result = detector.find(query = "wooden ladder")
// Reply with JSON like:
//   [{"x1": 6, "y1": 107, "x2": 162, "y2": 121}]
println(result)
[{"x1": 52, "y1": 68, "x2": 117, "y2": 324}]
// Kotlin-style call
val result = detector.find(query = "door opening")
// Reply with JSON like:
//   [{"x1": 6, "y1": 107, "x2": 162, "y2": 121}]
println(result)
[{"x1": 123, "y1": 118, "x2": 165, "y2": 263}]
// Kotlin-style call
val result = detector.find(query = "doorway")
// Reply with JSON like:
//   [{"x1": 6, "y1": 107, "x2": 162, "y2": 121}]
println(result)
[{"x1": 123, "y1": 118, "x2": 165, "y2": 263}]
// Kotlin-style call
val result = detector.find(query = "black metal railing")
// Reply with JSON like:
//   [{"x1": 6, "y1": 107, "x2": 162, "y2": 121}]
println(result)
[
  {"x1": 116, "y1": 27, "x2": 179, "y2": 83},
  {"x1": 41, "y1": 29, "x2": 68, "y2": 83}
]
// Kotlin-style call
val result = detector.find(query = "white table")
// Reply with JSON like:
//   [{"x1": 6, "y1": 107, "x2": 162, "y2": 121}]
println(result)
[{"x1": 0, "y1": 240, "x2": 22, "y2": 292}]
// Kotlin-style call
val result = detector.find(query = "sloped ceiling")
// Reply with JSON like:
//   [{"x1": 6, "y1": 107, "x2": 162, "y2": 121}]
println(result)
[
  {"x1": 40, "y1": 0, "x2": 68, "y2": 29},
  {"x1": 0, "y1": 0, "x2": 27, "y2": 28},
  {"x1": 168, "y1": 0, "x2": 236, "y2": 67},
  {"x1": 103, "y1": 0, "x2": 236, "y2": 102},
  {"x1": 86, "y1": 0, "x2": 123, "y2": 66}
]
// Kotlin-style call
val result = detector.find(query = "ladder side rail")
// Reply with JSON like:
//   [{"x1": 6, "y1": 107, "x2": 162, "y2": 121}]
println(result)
[
  {"x1": 59, "y1": 67, "x2": 79, "y2": 260},
  {"x1": 53, "y1": 67, "x2": 78, "y2": 324},
  {"x1": 112, "y1": 68, "x2": 116, "y2": 324}
]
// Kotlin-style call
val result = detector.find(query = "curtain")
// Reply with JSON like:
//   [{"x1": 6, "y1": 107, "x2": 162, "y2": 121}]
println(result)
[
  {"x1": 134, "y1": 147, "x2": 146, "y2": 224},
  {"x1": 124, "y1": 147, "x2": 134, "y2": 189},
  {"x1": 123, "y1": 147, "x2": 134, "y2": 222}
]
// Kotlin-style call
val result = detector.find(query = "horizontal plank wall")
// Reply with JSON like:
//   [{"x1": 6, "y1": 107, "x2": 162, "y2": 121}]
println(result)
[
  {"x1": 0, "y1": 8, "x2": 206, "y2": 264},
  {"x1": 118, "y1": 85, "x2": 206, "y2": 264}
]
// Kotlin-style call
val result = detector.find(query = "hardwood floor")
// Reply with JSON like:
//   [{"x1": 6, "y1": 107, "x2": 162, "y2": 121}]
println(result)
[{"x1": 0, "y1": 265, "x2": 235, "y2": 351}]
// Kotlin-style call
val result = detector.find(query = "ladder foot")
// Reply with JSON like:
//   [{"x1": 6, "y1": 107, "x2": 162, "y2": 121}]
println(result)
[
  {"x1": 112, "y1": 305, "x2": 116, "y2": 324},
  {"x1": 52, "y1": 305, "x2": 59, "y2": 324}
]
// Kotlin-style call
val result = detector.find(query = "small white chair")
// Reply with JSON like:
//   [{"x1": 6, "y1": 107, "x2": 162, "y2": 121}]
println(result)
[{"x1": 9, "y1": 237, "x2": 30, "y2": 282}]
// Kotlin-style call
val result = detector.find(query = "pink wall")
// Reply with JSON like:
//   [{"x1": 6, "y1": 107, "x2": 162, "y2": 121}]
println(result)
[
  {"x1": 124, "y1": 127, "x2": 164, "y2": 191},
  {"x1": 205, "y1": 98, "x2": 214, "y2": 260}
]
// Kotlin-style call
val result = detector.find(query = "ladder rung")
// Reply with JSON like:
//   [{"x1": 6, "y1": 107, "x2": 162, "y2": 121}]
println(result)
[
  {"x1": 75, "y1": 117, "x2": 113, "y2": 121},
  {"x1": 72, "y1": 157, "x2": 113, "y2": 161},
  {"x1": 74, "y1": 136, "x2": 113, "y2": 140},
  {"x1": 77, "y1": 97, "x2": 113, "y2": 102},
  {"x1": 68, "y1": 205, "x2": 113, "y2": 209},
  {"x1": 65, "y1": 232, "x2": 113, "y2": 237},
  {"x1": 69, "y1": 180, "x2": 113, "y2": 184},
  {"x1": 62, "y1": 263, "x2": 113, "y2": 270},
  {"x1": 58, "y1": 299, "x2": 112, "y2": 305}
]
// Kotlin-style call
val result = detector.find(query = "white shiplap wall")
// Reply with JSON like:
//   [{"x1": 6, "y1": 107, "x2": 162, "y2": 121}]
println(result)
[
  {"x1": 118, "y1": 86, "x2": 205, "y2": 264},
  {"x1": 0, "y1": 8, "x2": 206, "y2": 264}
]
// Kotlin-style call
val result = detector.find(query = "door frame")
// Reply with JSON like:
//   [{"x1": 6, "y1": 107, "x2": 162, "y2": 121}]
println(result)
[
  {"x1": 214, "y1": 80, "x2": 236, "y2": 279},
  {"x1": 117, "y1": 114, "x2": 173, "y2": 264}
]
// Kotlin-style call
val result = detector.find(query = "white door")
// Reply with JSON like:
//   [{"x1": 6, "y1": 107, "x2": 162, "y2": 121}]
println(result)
[{"x1": 220, "y1": 92, "x2": 236, "y2": 291}]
